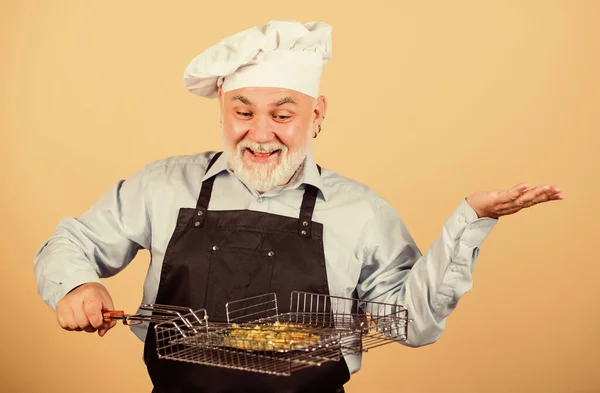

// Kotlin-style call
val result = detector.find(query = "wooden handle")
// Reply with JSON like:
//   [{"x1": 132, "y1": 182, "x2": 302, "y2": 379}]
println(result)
[{"x1": 103, "y1": 310, "x2": 125, "y2": 323}]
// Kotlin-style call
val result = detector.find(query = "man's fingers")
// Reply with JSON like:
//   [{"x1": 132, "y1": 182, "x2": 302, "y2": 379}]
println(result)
[
  {"x1": 506, "y1": 185, "x2": 564, "y2": 207},
  {"x1": 511, "y1": 183, "x2": 530, "y2": 193},
  {"x1": 80, "y1": 301, "x2": 98, "y2": 333},
  {"x1": 505, "y1": 185, "x2": 548, "y2": 207},
  {"x1": 532, "y1": 188, "x2": 564, "y2": 204},
  {"x1": 97, "y1": 323, "x2": 113, "y2": 337},
  {"x1": 544, "y1": 187, "x2": 564, "y2": 201},
  {"x1": 520, "y1": 186, "x2": 548, "y2": 205},
  {"x1": 57, "y1": 306, "x2": 82, "y2": 331},
  {"x1": 57, "y1": 309, "x2": 68, "y2": 330},
  {"x1": 98, "y1": 288, "x2": 117, "y2": 335},
  {"x1": 471, "y1": 182, "x2": 563, "y2": 219},
  {"x1": 531, "y1": 191, "x2": 554, "y2": 205},
  {"x1": 75, "y1": 301, "x2": 97, "y2": 332},
  {"x1": 99, "y1": 290, "x2": 115, "y2": 312},
  {"x1": 99, "y1": 317, "x2": 117, "y2": 335},
  {"x1": 497, "y1": 183, "x2": 530, "y2": 204},
  {"x1": 553, "y1": 192, "x2": 565, "y2": 200},
  {"x1": 98, "y1": 318, "x2": 116, "y2": 337},
  {"x1": 66, "y1": 308, "x2": 81, "y2": 331},
  {"x1": 528, "y1": 185, "x2": 564, "y2": 204},
  {"x1": 84, "y1": 297, "x2": 104, "y2": 329}
]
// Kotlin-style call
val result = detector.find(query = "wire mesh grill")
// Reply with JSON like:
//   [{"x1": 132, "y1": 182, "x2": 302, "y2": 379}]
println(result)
[
  {"x1": 107, "y1": 291, "x2": 408, "y2": 376},
  {"x1": 226, "y1": 291, "x2": 408, "y2": 355}
]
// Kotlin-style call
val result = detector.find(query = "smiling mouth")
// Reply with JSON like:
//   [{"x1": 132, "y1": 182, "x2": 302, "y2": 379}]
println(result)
[{"x1": 245, "y1": 148, "x2": 281, "y2": 158}]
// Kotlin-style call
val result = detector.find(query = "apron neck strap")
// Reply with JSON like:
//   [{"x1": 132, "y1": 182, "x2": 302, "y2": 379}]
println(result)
[
  {"x1": 297, "y1": 184, "x2": 319, "y2": 238},
  {"x1": 195, "y1": 151, "x2": 222, "y2": 213},
  {"x1": 298, "y1": 164, "x2": 322, "y2": 237}
]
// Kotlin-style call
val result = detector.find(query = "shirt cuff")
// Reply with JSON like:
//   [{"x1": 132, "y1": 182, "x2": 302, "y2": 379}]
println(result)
[{"x1": 444, "y1": 198, "x2": 498, "y2": 246}]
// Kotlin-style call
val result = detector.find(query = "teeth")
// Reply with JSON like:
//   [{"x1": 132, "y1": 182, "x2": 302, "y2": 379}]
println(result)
[{"x1": 249, "y1": 148, "x2": 279, "y2": 154}]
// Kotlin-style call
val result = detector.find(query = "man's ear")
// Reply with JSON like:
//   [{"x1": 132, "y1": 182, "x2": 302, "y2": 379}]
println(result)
[
  {"x1": 314, "y1": 95, "x2": 327, "y2": 123},
  {"x1": 217, "y1": 87, "x2": 224, "y2": 112}
]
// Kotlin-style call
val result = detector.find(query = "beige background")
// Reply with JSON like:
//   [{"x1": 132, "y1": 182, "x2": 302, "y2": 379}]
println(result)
[{"x1": 2, "y1": 1, "x2": 599, "y2": 392}]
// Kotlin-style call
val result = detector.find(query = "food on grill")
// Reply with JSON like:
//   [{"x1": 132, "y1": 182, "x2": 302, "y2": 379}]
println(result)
[
  {"x1": 351, "y1": 312, "x2": 378, "y2": 332},
  {"x1": 222, "y1": 321, "x2": 323, "y2": 351}
]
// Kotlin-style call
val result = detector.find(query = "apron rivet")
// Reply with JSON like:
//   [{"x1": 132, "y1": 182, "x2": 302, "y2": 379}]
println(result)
[
  {"x1": 212, "y1": 245, "x2": 218, "y2": 251},
  {"x1": 302, "y1": 221, "x2": 309, "y2": 226},
  {"x1": 301, "y1": 230, "x2": 307, "y2": 235},
  {"x1": 197, "y1": 210, "x2": 203, "y2": 216},
  {"x1": 194, "y1": 221, "x2": 201, "y2": 227},
  {"x1": 267, "y1": 251, "x2": 275, "y2": 257}
]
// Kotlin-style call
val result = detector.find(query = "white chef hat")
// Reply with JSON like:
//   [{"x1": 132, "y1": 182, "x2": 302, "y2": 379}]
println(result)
[{"x1": 183, "y1": 20, "x2": 332, "y2": 99}]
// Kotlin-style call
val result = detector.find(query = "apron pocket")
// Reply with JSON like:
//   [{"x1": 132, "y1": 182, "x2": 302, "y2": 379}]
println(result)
[{"x1": 204, "y1": 244, "x2": 277, "y2": 321}]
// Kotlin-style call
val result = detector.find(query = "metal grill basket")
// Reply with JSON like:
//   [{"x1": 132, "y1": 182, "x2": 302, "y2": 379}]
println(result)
[{"x1": 105, "y1": 291, "x2": 408, "y2": 376}]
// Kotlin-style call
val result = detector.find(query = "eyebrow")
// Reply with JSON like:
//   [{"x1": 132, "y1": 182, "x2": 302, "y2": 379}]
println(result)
[
  {"x1": 274, "y1": 96, "x2": 296, "y2": 106},
  {"x1": 233, "y1": 95, "x2": 252, "y2": 105},
  {"x1": 232, "y1": 95, "x2": 296, "y2": 106}
]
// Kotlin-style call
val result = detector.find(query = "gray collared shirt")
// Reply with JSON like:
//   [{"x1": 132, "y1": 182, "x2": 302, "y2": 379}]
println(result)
[{"x1": 34, "y1": 150, "x2": 497, "y2": 374}]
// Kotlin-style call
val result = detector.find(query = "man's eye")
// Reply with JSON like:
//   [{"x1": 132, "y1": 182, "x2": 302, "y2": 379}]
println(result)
[
  {"x1": 273, "y1": 115, "x2": 291, "y2": 121},
  {"x1": 237, "y1": 112, "x2": 252, "y2": 117}
]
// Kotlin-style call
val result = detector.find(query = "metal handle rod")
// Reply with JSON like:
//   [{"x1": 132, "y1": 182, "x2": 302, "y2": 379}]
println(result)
[
  {"x1": 102, "y1": 304, "x2": 207, "y2": 333},
  {"x1": 102, "y1": 310, "x2": 182, "y2": 325},
  {"x1": 138, "y1": 304, "x2": 203, "y2": 330}
]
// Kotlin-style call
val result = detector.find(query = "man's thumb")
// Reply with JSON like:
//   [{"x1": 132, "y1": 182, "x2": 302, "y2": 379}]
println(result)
[{"x1": 99, "y1": 288, "x2": 118, "y2": 331}]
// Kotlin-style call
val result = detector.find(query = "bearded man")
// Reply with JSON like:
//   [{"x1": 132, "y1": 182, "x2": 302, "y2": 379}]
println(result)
[{"x1": 34, "y1": 20, "x2": 564, "y2": 393}]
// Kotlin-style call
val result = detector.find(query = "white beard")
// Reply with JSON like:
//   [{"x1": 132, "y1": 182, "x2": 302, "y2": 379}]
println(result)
[{"x1": 223, "y1": 135, "x2": 310, "y2": 193}]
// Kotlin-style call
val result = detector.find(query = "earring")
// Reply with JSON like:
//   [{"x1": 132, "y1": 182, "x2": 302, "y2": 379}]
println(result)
[
  {"x1": 313, "y1": 124, "x2": 321, "y2": 139},
  {"x1": 313, "y1": 124, "x2": 323, "y2": 139}
]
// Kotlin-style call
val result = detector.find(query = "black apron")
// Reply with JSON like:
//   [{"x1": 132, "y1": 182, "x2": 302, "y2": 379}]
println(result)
[{"x1": 144, "y1": 152, "x2": 350, "y2": 393}]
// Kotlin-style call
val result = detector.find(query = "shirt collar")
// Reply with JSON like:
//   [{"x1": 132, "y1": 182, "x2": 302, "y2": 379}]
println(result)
[
  {"x1": 292, "y1": 150, "x2": 328, "y2": 201},
  {"x1": 200, "y1": 151, "x2": 230, "y2": 183},
  {"x1": 201, "y1": 150, "x2": 328, "y2": 201}
]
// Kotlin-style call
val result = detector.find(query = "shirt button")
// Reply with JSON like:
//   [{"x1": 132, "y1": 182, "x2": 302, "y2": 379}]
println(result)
[{"x1": 257, "y1": 197, "x2": 263, "y2": 203}]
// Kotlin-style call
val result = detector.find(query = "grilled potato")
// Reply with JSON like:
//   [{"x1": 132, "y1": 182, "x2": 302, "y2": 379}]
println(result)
[{"x1": 222, "y1": 321, "x2": 322, "y2": 351}]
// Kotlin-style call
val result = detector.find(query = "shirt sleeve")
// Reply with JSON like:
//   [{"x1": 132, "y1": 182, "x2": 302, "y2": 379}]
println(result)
[
  {"x1": 356, "y1": 197, "x2": 497, "y2": 347},
  {"x1": 33, "y1": 165, "x2": 153, "y2": 310}
]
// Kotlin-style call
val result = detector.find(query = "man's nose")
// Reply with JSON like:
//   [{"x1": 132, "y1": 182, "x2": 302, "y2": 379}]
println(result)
[{"x1": 247, "y1": 115, "x2": 274, "y2": 142}]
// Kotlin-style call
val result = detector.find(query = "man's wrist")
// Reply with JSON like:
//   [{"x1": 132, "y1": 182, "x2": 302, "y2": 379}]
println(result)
[{"x1": 465, "y1": 196, "x2": 493, "y2": 219}]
